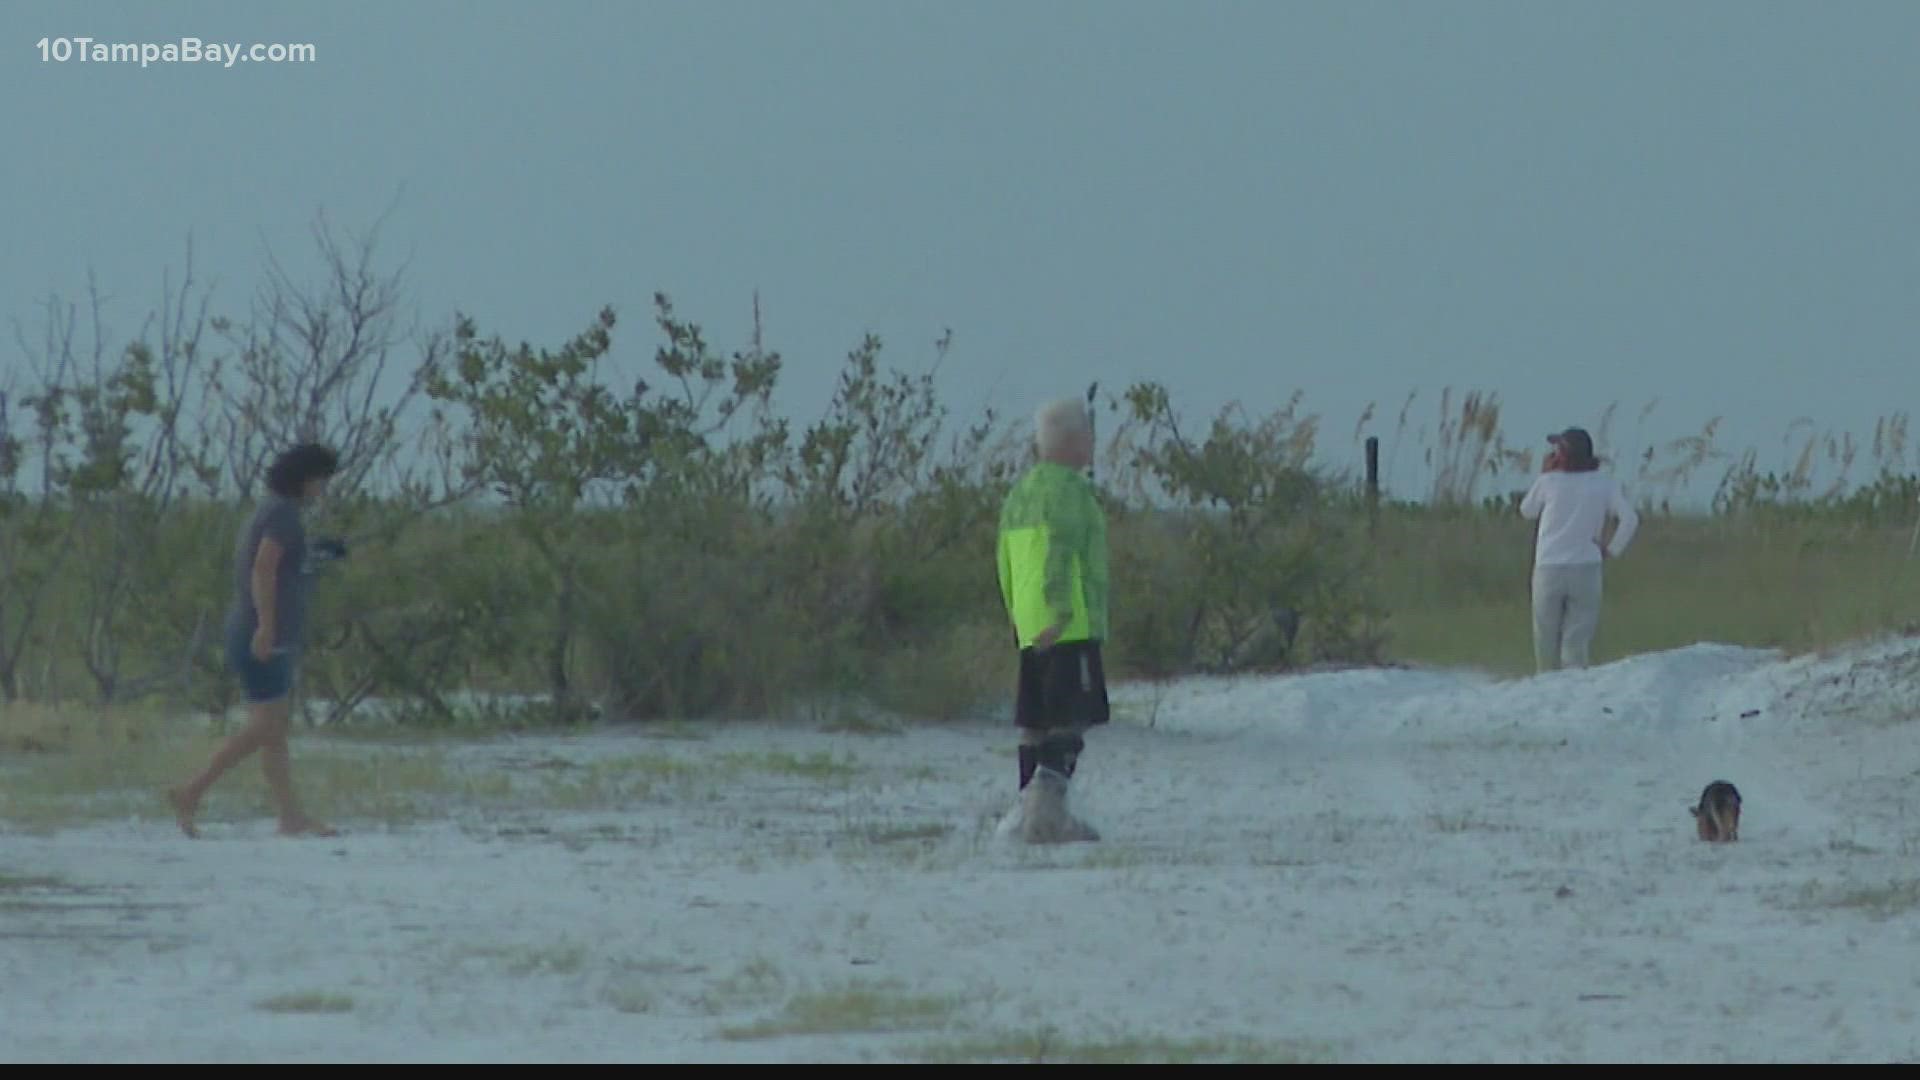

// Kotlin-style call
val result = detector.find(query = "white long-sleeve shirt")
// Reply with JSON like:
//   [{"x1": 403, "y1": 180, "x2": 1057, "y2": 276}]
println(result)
[{"x1": 1519, "y1": 471, "x2": 1640, "y2": 566}]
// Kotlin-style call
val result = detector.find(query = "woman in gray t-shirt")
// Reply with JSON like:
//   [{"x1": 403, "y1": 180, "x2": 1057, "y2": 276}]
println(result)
[{"x1": 171, "y1": 443, "x2": 344, "y2": 839}]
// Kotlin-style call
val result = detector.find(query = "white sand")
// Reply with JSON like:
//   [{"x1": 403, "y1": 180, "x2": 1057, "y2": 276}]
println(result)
[{"x1": 5, "y1": 635, "x2": 1920, "y2": 1062}]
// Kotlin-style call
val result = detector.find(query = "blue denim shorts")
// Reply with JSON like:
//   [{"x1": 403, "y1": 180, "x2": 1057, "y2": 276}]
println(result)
[{"x1": 225, "y1": 628, "x2": 296, "y2": 704}]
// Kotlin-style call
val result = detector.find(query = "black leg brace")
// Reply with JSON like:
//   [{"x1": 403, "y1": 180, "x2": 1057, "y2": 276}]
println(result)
[{"x1": 1035, "y1": 732, "x2": 1085, "y2": 780}]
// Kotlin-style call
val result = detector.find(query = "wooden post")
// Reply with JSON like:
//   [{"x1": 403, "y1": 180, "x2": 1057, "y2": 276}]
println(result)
[
  {"x1": 1086, "y1": 382, "x2": 1099, "y2": 482},
  {"x1": 1364, "y1": 436, "x2": 1380, "y2": 535}
]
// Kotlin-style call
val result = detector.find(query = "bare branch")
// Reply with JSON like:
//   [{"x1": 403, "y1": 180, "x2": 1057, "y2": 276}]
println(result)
[
  {"x1": 108, "y1": 611, "x2": 209, "y2": 704},
  {"x1": 202, "y1": 209, "x2": 439, "y2": 502}
]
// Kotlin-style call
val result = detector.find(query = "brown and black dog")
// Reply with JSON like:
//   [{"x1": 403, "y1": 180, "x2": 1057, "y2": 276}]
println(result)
[{"x1": 1691, "y1": 780, "x2": 1742, "y2": 842}]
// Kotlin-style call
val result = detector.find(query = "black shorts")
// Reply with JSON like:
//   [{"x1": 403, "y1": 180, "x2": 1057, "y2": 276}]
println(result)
[
  {"x1": 1014, "y1": 639, "x2": 1110, "y2": 730},
  {"x1": 224, "y1": 621, "x2": 296, "y2": 704}
]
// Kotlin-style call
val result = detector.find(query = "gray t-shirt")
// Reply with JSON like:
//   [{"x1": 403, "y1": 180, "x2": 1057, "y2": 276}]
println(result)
[{"x1": 226, "y1": 495, "x2": 313, "y2": 651}]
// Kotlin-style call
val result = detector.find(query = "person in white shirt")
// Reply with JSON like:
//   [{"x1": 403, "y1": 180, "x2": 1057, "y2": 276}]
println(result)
[{"x1": 1519, "y1": 427, "x2": 1639, "y2": 673}]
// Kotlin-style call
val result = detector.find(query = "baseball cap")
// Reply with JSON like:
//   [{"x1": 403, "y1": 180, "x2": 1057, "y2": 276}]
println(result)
[{"x1": 1547, "y1": 427, "x2": 1594, "y2": 459}]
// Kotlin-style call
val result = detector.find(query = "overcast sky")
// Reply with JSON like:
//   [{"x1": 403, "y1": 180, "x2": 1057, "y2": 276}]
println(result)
[{"x1": 6, "y1": 0, "x2": 1917, "y2": 505}]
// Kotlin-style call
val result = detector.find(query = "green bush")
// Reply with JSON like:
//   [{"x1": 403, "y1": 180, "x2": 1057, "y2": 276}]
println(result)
[{"x1": 7, "y1": 225, "x2": 1919, "y2": 722}]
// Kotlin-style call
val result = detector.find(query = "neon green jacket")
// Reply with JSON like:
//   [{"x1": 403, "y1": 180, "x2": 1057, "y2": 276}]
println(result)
[{"x1": 997, "y1": 461, "x2": 1109, "y2": 648}]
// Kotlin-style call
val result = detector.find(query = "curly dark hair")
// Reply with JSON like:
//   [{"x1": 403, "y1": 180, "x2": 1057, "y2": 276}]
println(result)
[{"x1": 265, "y1": 443, "x2": 340, "y2": 498}]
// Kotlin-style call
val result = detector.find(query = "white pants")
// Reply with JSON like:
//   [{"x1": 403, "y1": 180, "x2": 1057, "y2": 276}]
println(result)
[{"x1": 1532, "y1": 562, "x2": 1604, "y2": 673}]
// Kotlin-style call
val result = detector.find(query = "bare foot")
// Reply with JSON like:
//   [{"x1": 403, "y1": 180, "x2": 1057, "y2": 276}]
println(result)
[
  {"x1": 167, "y1": 788, "x2": 200, "y2": 839},
  {"x1": 277, "y1": 815, "x2": 338, "y2": 838}
]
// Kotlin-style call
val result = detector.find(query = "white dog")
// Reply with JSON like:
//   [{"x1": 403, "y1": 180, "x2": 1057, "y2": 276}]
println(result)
[{"x1": 997, "y1": 766, "x2": 1100, "y2": 844}]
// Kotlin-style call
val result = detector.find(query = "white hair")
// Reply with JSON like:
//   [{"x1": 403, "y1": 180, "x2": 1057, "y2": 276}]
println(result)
[{"x1": 1034, "y1": 397, "x2": 1092, "y2": 460}]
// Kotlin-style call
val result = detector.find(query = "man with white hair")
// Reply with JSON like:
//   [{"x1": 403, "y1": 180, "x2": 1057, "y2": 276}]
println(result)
[{"x1": 996, "y1": 396, "x2": 1111, "y2": 814}]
